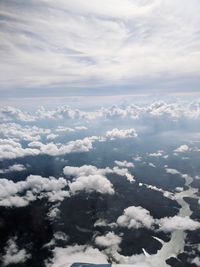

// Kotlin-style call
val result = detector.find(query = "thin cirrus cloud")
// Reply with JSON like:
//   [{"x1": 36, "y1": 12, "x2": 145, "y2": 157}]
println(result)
[{"x1": 0, "y1": 0, "x2": 200, "y2": 95}]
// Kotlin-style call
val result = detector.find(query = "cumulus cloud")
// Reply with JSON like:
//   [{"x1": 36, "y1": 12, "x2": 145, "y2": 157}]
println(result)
[
  {"x1": 106, "y1": 128, "x2": 137, "y2": 139},
  {"x1": 148, "y1": 150, "x2": 163, "y2": 157},
  {"x1": 174, "y1": 144, "x2": 189, "y2": 153},
  {"x1": 1, "y1": 101, "x2": 200, "y2": 125},
  {"x1": 69, "y1": 174, "x2": 114, "y2": 195},
  {"x1": 158, "y1": 216, "x2": 200, "y2": 232},
  {"x1": 117, "y1": 206, "x2": 154, "y2": 229},
  {"x1": 48, "y1": 245, "x2": 108, "y2": 266},
  {"x1": 0, "y1": 122, "x2": 50, "y2": 141},
  {"x1": 63, "y1": 164, "x2": 135, "y2": 195},
  {"x1": 29, "y1": 136, "x2": 97, "y2": 156},
  {"x1": 46, "y1": 134, "x2": 58, "y2": 141},
  {"x1": 2, "y1": 237, "x2": 30, "y2": 266},
  {"x1": 0, "y1": 196, "x2": 30, "y2": 208},
  {"x1": 95, "y1": 232, "x2": 122, "y2": 251},
  {"x1": 0, "y1": 136, "x2": 97, "y2": 160},
  {"x1": 0, "y1": 139, "x2": 40, "y2": 160},
  {"x1": 115, "y1": 160, "x2": 134, "y2": 168},
  {"x1": 0, "y1": 107, "x2": 35, "y2": 122},
  {"x1": 63, "y1": 164, "x2": 133, "y2": 179},
  {"x1": 0, "y1": 164, "x2": 26, "y2": 174},
  {"x1": 47, "y1": 207, "x2": 61, "y2": 221},
  {"x1": 63, "y1": 165, "x2": 101, "y2": 177},
  {"x1": 0, "y1": 175, "x2": 69, "y2": 207}
]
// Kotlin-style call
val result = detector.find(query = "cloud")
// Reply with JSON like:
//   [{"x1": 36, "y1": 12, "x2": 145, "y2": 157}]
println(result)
[
  {"x1": 95, "y1": 232, "x2": 122, "y2": 250},
  {"x1": 117, "y1": 206, "x2": 154, "y2": 229},
  {"x1": 148, "y1": 150, "x2": 163, "y2": 157},
  {"x1": 174, "y1": 144, "x2": 189, "y2": 153},
  {"x1": 75, "y1": 126, "x2": 88, "y2": 131},
  {"x1": 29, "y1": 136, "x2": 97, "y2": 156},
  {"x1": 148, "y1": 163, "x2": 156, "y2": 168},
  {"x1": 0, "y1": 175, "x2": 69, "y2": 207},
  {"x1": 1, "y1": 101, "x2": 200, "y2": 125},
  {"x1": 165, "y1": 168, "x2": 181, "y2": 175},
  {"x1": 0, "y1": 136, "x2": 97, "y2": 160},
  {"x1": 115, "y1": 160, "x2": 134, "y2": 168},
  {"x1": 2, "y1": 237, "x2": 30, "y2": 266},
  {"x1": 47, "y1": 207, "x2": 61, "y2": 221},
  {"x1": 46, "y1": 134, "x2": 58, "y2": 141},
  {"x1": 0, "y1": 139, "x2": 40, "y2": 160},
  {"x1": 63, "y1": 165, "x2": 101, "y2": 177},
  {"x1": 55, "y1": 126, "x2": 74, "y2": 133},
  {"x1": 0, "y1": 107, "x2": 35, "y2": 122},
  {"x1": 0, "y1": 163, "x2": 26, "y2": 174},
  {"x1": 63, "y1": 164, "x2": 135, "y2": 195},
  {"x1": 48, "y1": 245, "x2": 108, "y2": 266},
  {"x1": 63, "y1": 164, "x2": 133, "y2": 179},
  {"x1": 158, "y1": 215, "x2": 200, "y2": 232},
  {"x1": 0, "y1": 122, "x2": 50, "y2": 141},
  {"x1": 139, "y1": 183, "x2": 174, "y2": 200},
  {"x1": 0, "y1": 0, "x2": 200, "y2": 92},
  {"x1": 106, "y1": 128, "x2": 137, "y2": 139},
  {"x1": 0, "y1": 196, "x2": 30, "y2": 208},
  {"x1": 69, "y1": 174, "x2": 114, "y2": 195}
]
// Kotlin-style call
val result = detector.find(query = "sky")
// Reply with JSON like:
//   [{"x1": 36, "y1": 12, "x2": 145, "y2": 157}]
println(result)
[{"x1": 0, "y1": 0, "x2": 200, "y2": 99}]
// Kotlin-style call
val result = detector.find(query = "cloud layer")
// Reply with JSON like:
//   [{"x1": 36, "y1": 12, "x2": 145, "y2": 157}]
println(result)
[{"x1": 0, "y1": 0, "x2": 200, "y2": 93}]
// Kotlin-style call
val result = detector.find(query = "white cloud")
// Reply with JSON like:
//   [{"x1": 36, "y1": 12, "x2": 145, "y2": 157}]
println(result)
[
  {"x1": 0, "y1": 107, "x2": 35, "y2": 122},
  {"x1": 2, "y1": 237, "x2": 30, "y2": 266},
  {"x1": 117, "y1": 206, "x2": 154, "y2": 229},
  {"x1": 115, "y1": 160, "x2": 134, "y2": 168},
  {"x1": 63, "y1": 165, "x2": 100, "y2": 177},
  {"x1": 47, "y1": 134, "x2": 58, "y2": 141},
  {"x1": 63, "y1": 164, "x2": 135, "y2": 195},
  {"x1": 0, "y1": 139, "x2": 40, "y2": 160},
  {"x1": 174, "y1": 144, "x2": 189, "y2": 153},
  {"x1": 191, "y1": 257, "x2": 200, "y2": 266},
  {"x1": 0, "y1": 122, "x2": 50, "y2": 141},
  {"x1": 0, "y1": 136, "x2": 97, "y2": 160},
  {"x1": 47, "y1": 207, "x2": 61, "y2": 221},
  {"x1": 148, "y1": 150, "x2": 163, "y2": 157},
  {"x1": 30, "y1": 137, "x2": 96, "y2": 156},
  {"x1": 165, "y1": 168, "x2": 181, "y2": 175},
  {"x1": 63, "y1": 165, "x2": 133, "y2": 181},
  {"x1": 75, "y1": 126, "x2": 88, "y2": 131},
  {"x1": 0, "y1": 196, "x2": 29, "y2": 208},
  {"x1": 53, "y1": 232, "x2": 69, "y2": 242},
  {"x1": 125, "y1": 172, "x2": 135, "y2": 183},
  {"x1": 106, "y1": 128, "x2": 137, "y2": 139},
  {"x1": 0, "y1": 164, "x2": 26, "y2": 174},
  {"x1": 95, "y1": 232, "x2": 122, "y2": 251},
  {"x1": 158, "y1": 215, "x2": 200, "y2": 232},
  {"x1": 48, "y1": 245, "x2": 108, "y2": 266},
  {"x1": 63, "y1": 164, "x2": 132, "y2": 179},
  {"x1": 139, "y1": 183, "x2": 174, "y2": 200},
  {"x1": 69, "y1": 174, "x2": 114, "y2": 195},
  {"x1": 1, "y1": 101, "x2": 200, "y2": 125},
  {"x1": 55, "y1": 126, "x2": 74, "y2": 133},
  {"x1": 0, "y1": 175, "x2": 69, "y2": 207},
  {"x1": 0, "y1": 0, "x2": 200, "y2": 91},
  {"x1": 148, "y1": 163, "x2": 156, "y2": 168}
]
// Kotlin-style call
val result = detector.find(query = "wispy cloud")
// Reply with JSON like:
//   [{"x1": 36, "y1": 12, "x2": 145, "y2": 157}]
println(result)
[{"x1": 0, "y1": 0, "x2": 200, "y2": 94}]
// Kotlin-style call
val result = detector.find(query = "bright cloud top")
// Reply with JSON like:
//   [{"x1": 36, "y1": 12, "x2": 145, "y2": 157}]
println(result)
[
  {"x1": 117, "y1": 206, "x2": 155, "y2": 229},
  {"x1": 63, "y1": 164, "x2": 135, "y2": 195}
]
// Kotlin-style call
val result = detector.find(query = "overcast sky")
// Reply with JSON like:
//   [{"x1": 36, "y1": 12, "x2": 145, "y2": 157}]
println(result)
[{"x1": 0, "y1": 0, "x2": 200, "y2": 98}]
